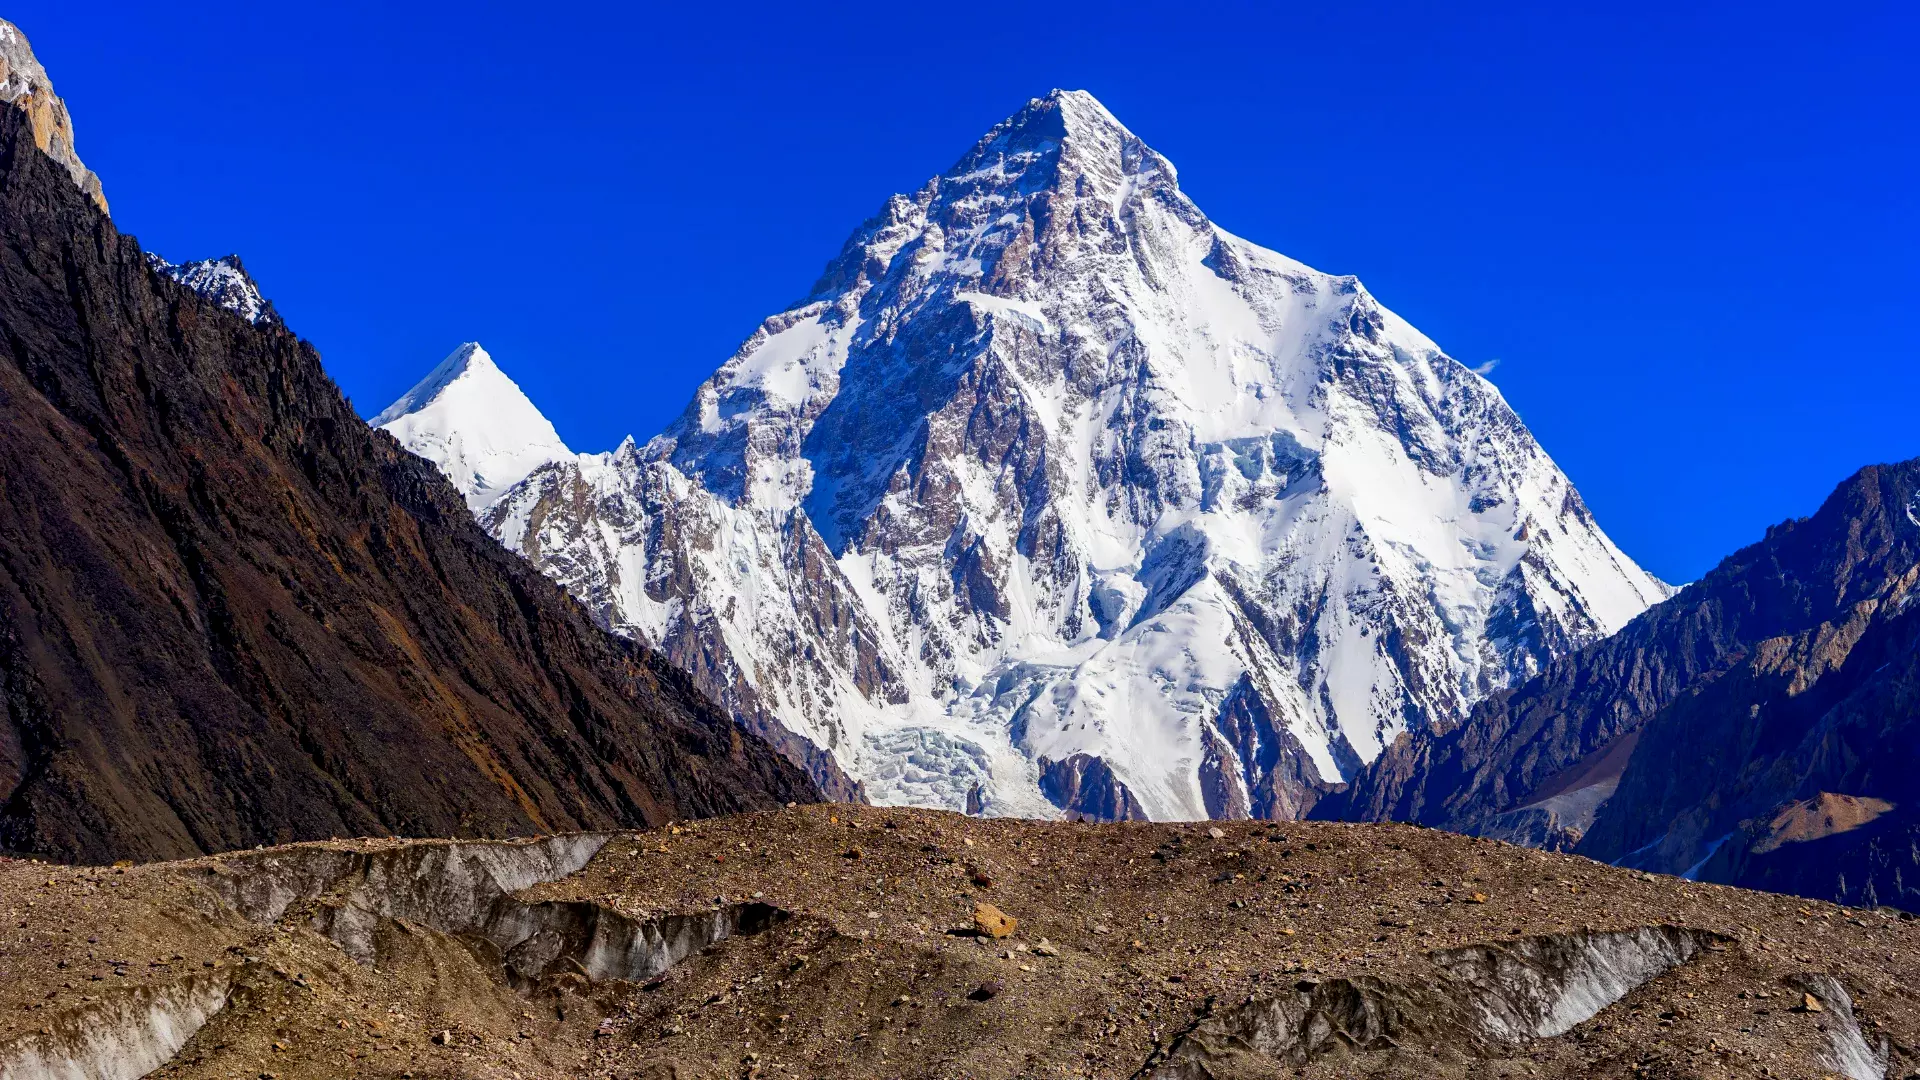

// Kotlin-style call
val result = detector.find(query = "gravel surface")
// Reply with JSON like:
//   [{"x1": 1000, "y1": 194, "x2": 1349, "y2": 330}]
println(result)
[{"x1": 2, "y1": 807, "x2": 1915, "y2": 1079}]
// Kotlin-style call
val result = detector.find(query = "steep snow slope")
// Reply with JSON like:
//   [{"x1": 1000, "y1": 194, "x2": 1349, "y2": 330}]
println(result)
[
  {"x1": 374, "y1": 343, "x2": 572, "y2": 511},
  {"x1": 477, "y1": 90, "x2": 1668, "y2": 819}
]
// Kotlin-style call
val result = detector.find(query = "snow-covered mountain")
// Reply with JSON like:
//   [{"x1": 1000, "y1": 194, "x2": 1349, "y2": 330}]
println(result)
[
  {"x1": 373, "y1": 343, "x2": 573, "y2": 511},
  {"x1": 404, "y1": 90, "x2": 1669, "y2": 819},
  {"x1": 147, "y1": 254, "x2": 272, "y2": 324}
]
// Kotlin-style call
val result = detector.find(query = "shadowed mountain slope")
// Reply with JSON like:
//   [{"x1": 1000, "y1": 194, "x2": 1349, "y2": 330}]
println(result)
[{"x1": 0, "y1": 106, "x2": 816, "y2": 863}]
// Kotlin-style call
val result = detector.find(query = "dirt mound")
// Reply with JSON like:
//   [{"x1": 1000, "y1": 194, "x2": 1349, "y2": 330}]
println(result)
[{"x1": 3, "y1": 808, "x2": 1915, "y2": 1079}]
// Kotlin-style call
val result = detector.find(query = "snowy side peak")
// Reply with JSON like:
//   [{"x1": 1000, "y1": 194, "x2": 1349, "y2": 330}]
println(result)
[
  {"x1": 0, "y1": 18, "x2": 106, "y2": 212},
  {"x1": 147, "y1": 254, "x2": 273, "y2": 324},
  {"x1": 373, "y1": 342, "x2": 497, "y2": 425},
  {"x1": 374, "y1": 343, "x2": 572, "y2": 511}
]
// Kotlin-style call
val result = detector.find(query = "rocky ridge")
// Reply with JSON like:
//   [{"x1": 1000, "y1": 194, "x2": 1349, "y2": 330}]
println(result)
[
  {"x1": 400, "y1": 90, "x2": 1669, "y2": 821},
  {"x1": 1322, "y1": 459, "x2": 1920, "y2": 910},
  {"x1": 144, "y1": 254, "x2": 272, "y2": 325},
  {"x1": 0, "y1": 17, "x2": 104, "y2": 213},
  {"x1": 0, "y1": 100, "x2": 816, "y2": 864}
]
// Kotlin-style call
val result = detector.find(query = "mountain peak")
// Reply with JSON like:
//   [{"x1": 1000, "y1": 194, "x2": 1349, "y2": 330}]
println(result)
[
  {"x1": 946, "y1": 87, "x2": 1175, "y2": 195},
  {"x1": 1042, "y1": 88, "x2": 1129, "y2": 132},
  {"x1": 374, "y1": 343, "x2": 571, "y2": 510},
  {"x1": 374, "y1": 343, "x2": 497, "y2": 422},
  {"x1": 988, "y1": 89, "x2": 1134, "y2": 142},
  {"x1": 0, "y1": 18, "x2": 106, "y2": 213},
  {"x1": 147, "y1": 253, "x2": 273, "y2": 324}
]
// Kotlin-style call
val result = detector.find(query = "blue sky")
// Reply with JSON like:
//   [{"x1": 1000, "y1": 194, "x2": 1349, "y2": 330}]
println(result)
[{"x1": 23, "y1": 1, "x2": 1916, "y2": 583}]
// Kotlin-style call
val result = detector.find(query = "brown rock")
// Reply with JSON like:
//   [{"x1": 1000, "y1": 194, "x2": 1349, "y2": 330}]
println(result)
[
  {"x1": 0, "y1": 19, "x2": 107, "y2": 212},
  {"x1": 973, "y1": 902, "x2": 1017, "y2": 939}
]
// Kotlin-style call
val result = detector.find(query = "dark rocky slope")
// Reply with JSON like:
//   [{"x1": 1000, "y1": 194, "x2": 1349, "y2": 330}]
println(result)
[
  {"x1": 1321, "y1": 459, "x2": 1920, "y2": 908},
  {"x1": 0, "y1": 106, "x2": 816, "y2": 864}
]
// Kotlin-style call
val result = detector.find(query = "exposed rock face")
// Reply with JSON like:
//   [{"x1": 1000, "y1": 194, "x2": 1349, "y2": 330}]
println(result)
[
  {"x1": 1324, "y1": 459, "x2": 1920, "y2": 910},
  {"x1": 470, "y1": 90, "x2": 1666, "y2": 820},
  {"x1": 1036, "y1": 753, "x2": 1147, "y2": 821},
  {"x1": 1580, "y1": 462, "x2": 1920, "y2": 906},
  {"x1": 0, "y1": 18, "x2": 104, "y2": 213},
  {"x1": 0, "y1": 104, "x2": 815, "y2": 864}
]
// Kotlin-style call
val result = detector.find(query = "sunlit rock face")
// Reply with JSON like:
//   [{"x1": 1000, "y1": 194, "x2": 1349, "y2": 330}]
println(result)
[{"x1": 0, "y1": 18, "x2": 106, "y2": 213}]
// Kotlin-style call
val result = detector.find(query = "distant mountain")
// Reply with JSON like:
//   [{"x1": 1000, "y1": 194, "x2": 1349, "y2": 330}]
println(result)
[
  {"x1": 396, "y1": 90, "x2": 1667, "y2": 819},
  {"x1": 0, "y1": 94, "x2": 815, "y2": 862},
  {"x1": 1323, "y1": 459, "x2": 1920, "y2": 909},
  {"x1": 374, "y1": 343, "x2": 573, "y2": 511}
]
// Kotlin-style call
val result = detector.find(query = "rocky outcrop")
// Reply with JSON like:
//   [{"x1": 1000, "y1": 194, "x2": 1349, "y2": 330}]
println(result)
[
  {"x1": 0, "y1": 103, "x2": 816, "y2": 863},
  {"x1": 0, "y1": 18, "x2": 104, "y2": 213},
  {"x1": 144, "y1": 255, "x2": 272, "y2": 325},
  {"x1": 1037, "y1": 754, "x2": 1147, "y2": 820}
]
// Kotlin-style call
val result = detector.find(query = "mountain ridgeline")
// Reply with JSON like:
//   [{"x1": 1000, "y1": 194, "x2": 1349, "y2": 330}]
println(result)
[
  {"x1": 0, "y1": 102, "x2": 816, "y2": 863},
  {"x1": 1321, "y1": 461, "x2": 1920, "y2": 910}
]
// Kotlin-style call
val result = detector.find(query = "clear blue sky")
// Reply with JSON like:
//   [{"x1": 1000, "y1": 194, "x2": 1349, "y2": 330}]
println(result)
[{"x1": 23, "y1": 1, "x2": 1916, "y2": 583}]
